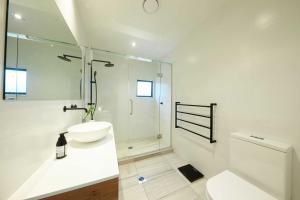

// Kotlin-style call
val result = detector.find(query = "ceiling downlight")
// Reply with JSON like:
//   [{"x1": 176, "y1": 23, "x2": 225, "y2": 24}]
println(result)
[{"x1": 143, "y1": 0, "x2": 159, "y2": 14}]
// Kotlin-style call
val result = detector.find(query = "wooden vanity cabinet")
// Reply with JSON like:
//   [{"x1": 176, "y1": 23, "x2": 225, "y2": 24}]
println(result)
[{"x1": 42, "y1": 178, "x2": 119, "y2": 200}]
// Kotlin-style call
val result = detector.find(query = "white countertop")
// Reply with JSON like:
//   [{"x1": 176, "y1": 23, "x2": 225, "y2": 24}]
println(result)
[{"x1": 9, "y1": 128, "x2": 119, "y2": 200}]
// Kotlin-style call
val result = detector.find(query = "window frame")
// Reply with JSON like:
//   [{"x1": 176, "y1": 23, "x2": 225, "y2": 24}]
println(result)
[
  {"x1": 4, "y1": 67, "x2": 27, "y2": 95},
  {"x1": 136, "y1": 80, "x2": 153, "y2": 97}
]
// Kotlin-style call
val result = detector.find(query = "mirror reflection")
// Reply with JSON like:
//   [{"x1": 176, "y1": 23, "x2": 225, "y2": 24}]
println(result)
[{"x1": 4, "y1": 0, "x2": 82, "y2": 100}]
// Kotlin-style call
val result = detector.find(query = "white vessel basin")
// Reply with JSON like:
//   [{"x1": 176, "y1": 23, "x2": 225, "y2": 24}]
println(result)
[{"x1": 68, "y1": 121, "x2": 112, "y2": 142}]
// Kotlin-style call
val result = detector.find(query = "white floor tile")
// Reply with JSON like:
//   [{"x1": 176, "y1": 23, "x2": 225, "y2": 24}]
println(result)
[
  {"x1": 120, "y1": 153, "x2": 203, "y2": 200},
  {"x1": 163, "y1": 153, "x2": 179, "y2": 160},
  {"x1": 134, "y1": 155, "x2": 165, "y2": 169},
  {"x1": 164, "y1": 153, "x2": 188, "y2": 169},
  {"x1": 190, "y1": 178, "x2": 207, "y2": 196},
  {"x1": 119, "y1": 162, "x2": 138, "y2": 179},
  {"x1": 160, "y1": 186, "x2": 199, "y2": 200},
  {"x1": 120, "y1": 176, "x2": 139, "y2": 191},
  {"x1": 199, "y1": 193, "x2": 207, "y2": 200},
  {"x1": 136, "y1": 160, "x2": 173, "y2": 180},
  {"x1": 119, "y1": 184, "x2": 148, "y2": 200},
  {"x1": 144, "y1": 171, "x2": 188, "y2": 200}
]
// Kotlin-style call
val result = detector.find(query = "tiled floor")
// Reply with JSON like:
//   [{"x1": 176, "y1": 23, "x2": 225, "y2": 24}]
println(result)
[{"x1": 118, "y1": 153, "x2": 207, "y2": 200}]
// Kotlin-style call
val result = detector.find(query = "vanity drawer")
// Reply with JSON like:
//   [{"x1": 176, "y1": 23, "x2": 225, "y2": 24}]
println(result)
[{"x1": 42, "y1": 178, "x2": 118, "y2": 200}]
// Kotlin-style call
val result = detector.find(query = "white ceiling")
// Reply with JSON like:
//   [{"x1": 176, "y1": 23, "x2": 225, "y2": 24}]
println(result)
[
  {"x1": 8, "y1": 0, "x2": 76, "y2": 44},
  {"x1": 76, "y1": 0, "x2": 225, "y2": 60}
]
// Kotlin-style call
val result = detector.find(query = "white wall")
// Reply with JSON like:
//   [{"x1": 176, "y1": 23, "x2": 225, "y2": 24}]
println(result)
[
  {"x1": 169, "y1": 0, "x2": 300, "y2": 199},
  {"x1": 0, "y1": 1, "x2": 82, "y2": 199}
]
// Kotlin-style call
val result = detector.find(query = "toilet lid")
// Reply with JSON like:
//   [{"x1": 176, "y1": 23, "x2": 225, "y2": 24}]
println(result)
[{"x1": 206, "y1": 170, "x2": 277, "y2": 200}]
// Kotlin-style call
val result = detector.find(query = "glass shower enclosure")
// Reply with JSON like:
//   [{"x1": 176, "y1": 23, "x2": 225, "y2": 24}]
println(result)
[{"x1": 85, "y1": 49, "x2": 172, "y2": 160}]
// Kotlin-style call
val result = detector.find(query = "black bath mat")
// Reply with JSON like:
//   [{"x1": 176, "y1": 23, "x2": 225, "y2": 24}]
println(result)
[{"x1": 178, "y1": 164, "x2": 204, "y2": 183}]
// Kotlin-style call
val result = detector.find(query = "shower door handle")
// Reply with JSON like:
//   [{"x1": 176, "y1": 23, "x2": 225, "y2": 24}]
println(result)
[
  {"x1": 80, "y1": 79, "x2": 82, "y2": 99},
  {"x1": 130, "y1": 99, "x2": 133, "y2": 115}
]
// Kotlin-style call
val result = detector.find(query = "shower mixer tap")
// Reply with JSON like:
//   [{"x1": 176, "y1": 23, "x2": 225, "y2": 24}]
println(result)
[{"x1": 63, "y1": 104, "x2": 88, "y2": 113}]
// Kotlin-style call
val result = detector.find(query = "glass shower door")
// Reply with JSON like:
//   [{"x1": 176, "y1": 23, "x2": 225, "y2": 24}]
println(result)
[
  {"x1": 158, "y1": 63, "x2": 172, "y2": 149},
  {"x1": 127, "y1": 60, "x2": 161, "y2": 156},
  {"x1": 90, "y1": 48, "x2": 171, "y2": 160}
]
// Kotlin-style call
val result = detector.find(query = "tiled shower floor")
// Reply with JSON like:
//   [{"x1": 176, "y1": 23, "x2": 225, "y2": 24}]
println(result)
[
  {"x1": 118, "y1": 153, "x2": 207, "y2": 200},
  {"x1": 116, "y1": 138, "x2": 160, "y2": 159}
]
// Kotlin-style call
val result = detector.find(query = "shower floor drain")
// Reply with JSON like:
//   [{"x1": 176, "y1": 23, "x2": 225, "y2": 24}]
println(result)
[{"x1": 138, "y1": 176, "x2": 147, "y2": 184}]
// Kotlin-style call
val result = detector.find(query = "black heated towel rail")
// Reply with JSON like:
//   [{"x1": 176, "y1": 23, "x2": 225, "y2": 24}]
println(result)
[{"x1": 175, "y1": 102, "x2": 217, "y2": 143}]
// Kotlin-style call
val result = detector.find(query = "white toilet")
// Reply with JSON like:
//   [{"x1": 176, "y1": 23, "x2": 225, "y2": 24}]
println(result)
[{"x1": 205, "y1": 132, "x2": 292, "y2": 200}]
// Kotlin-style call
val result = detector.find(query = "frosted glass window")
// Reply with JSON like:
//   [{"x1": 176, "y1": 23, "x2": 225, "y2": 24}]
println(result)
[
  {"x1": 5, "y1": 68, "x2": 27, "y2": 94},
  {"x1": 137, "y1": 80, "x2": 153, "y2": 97}
]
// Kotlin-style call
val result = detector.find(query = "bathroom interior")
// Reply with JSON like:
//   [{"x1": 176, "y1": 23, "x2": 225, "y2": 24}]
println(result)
[{"x1": 0, "y1": 0, "x2": 299, "y2": 200}]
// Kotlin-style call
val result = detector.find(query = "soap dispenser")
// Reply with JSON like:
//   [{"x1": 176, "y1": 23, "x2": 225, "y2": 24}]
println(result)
[{"x1": 56, "y1": 132, "x2": 67, "y2": 159}]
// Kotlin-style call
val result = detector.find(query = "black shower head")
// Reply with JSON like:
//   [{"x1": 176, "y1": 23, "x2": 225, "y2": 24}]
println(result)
[
  {"x1": 104, "y1": 62, "x2": 114, "y2": 67},
  {"x1": 57, "y1": 55, "x2": 71, "y2": 62}
]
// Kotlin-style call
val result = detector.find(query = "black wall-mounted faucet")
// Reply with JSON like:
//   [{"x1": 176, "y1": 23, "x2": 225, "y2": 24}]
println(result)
[{"x1": 63, "y1": 104, "x2": 88, "y2": 113}]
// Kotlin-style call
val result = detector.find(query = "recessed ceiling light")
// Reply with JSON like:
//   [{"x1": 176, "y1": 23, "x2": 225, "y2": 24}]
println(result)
[
  {"x1": 131, "y1": 42, "x2": 136, "y2": 47},
  {"x1": 143, "y1": 0, "x2": 159, "y2": 14},
  {"x1": 14, "y1": 13, "x2": 22, "y2": 20}
]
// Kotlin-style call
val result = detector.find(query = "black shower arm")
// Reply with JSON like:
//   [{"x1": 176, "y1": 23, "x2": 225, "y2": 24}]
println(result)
[
  {"x1": 60, "y1": 54, "x2": 113, "y2": 64},
  {"x1": 63, "y1": 54, "x2": 82, "y2": 60},
  {"x1": 89, "y1": 59, "x2": 111, "y2": 65}
]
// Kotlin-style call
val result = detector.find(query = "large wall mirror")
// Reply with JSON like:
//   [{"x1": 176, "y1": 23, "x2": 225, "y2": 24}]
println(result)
[{"x1": 3, "y1": 0, "x2": 82, "y2": 100}]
